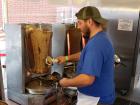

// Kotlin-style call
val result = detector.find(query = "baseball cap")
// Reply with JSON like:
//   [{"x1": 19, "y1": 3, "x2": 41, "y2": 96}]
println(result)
[{"x1": 75, "y1": 6, "x2": 108, "y2": 25}]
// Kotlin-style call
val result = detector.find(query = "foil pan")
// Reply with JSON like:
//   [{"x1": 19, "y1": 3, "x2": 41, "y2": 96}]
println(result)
[{"x1": 0, "y1": 100, "x2": 8, "y2": 105}]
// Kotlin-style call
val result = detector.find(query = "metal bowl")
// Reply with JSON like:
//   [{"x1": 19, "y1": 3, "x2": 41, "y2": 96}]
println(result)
[
  {"x1": 26, "y1": 79, "x2": 55, "y2": 95},
  {"x1": 26, "y1": 87, "x2": 54, "y2": 95},
  {"x1": 26, "y1": 72, "x2": 61, "y2": 95}
]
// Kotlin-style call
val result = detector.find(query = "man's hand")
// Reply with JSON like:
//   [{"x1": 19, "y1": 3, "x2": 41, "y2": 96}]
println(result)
[
  {"x1": 56, "y1": 56, "x2": 66, "y2": 64},
  {"x1": 59, "y1": 78, "x2": 69, "y2": 87}
]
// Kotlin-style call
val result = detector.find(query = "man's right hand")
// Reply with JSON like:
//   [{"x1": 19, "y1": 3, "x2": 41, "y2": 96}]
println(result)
[{"x1": 56, "y1": 56, "x2": 66, "y2": 64}]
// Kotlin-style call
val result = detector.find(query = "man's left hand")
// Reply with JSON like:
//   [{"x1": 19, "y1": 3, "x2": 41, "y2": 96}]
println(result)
[{"x1": 59, "y1": 78, "x2": 69, "y2": 87}]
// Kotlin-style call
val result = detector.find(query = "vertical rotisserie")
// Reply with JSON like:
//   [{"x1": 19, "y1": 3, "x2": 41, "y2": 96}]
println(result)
[{"x1": 24, "y1": 25, "x2": 52, "y2": 74}]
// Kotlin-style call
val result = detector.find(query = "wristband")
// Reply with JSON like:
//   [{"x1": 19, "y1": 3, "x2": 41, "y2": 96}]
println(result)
[{"x1": 65, "y1": 56, "x2": 69, "y2": 63}]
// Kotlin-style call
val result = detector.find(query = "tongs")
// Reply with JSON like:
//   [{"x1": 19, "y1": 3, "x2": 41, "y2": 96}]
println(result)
[
  {"x1": 46, "y1": 56, "x2": 58, "y2": 66},
  {"x1": 51, "y1": 72, "x2": 63, "y2": 105},
  {"x1": 55, "y1": 82, "x2": 64, "y2": 105}
]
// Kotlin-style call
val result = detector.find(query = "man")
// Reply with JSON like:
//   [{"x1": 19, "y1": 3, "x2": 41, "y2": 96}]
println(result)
[{"x1": 56, "y1": 6, "x2": 115, "y2": 105}]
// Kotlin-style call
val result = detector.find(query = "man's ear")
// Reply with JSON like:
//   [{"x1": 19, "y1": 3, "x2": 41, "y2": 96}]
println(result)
[{"x1": 88, "y1": 18, "x2": 93, "y2": 25}]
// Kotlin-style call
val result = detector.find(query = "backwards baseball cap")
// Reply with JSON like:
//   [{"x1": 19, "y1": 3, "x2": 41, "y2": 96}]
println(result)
[{"x1": 75, "y1": 6, "x2": 108, "y2": 25}]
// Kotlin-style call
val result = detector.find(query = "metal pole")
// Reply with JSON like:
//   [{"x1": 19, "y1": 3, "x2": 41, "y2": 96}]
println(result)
[
  {"x1": 2, "y1": 0, "x2": 8, "y2": 30},
  {"x1": 0, "y1": 59, "x2": 5, "y2": 100}
]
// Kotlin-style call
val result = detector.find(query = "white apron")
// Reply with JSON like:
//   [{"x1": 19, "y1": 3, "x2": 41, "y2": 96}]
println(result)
[{"x1": 77, "y1": 91, "x2": 100, "y2": 105}]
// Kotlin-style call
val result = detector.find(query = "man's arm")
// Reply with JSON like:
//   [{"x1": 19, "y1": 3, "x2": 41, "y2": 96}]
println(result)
[
  {"x1": 59, "y1": 74, "x2": 95, "y2": 87},
  {"x1": 68, "y1": 52, "x2": 81, "y2": 62},
  {"x1": 56, "y1": 52, "x2": 81, "y2": 64}
]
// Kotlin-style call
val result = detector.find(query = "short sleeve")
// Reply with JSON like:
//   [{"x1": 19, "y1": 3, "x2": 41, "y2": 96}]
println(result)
[{"x1": 80, "y1": 45, "x2": 103, "y2": 77}]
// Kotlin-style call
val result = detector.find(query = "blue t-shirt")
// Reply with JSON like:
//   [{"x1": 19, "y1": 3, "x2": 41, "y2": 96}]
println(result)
[{"x1": 76, "y1": 31, "x2": 115, "y2": 104}]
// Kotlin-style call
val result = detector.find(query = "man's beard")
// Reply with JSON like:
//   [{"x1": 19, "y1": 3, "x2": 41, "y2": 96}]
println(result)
[{"x1": 83, "y1": 26, "x2": 90, "y2": 40}]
